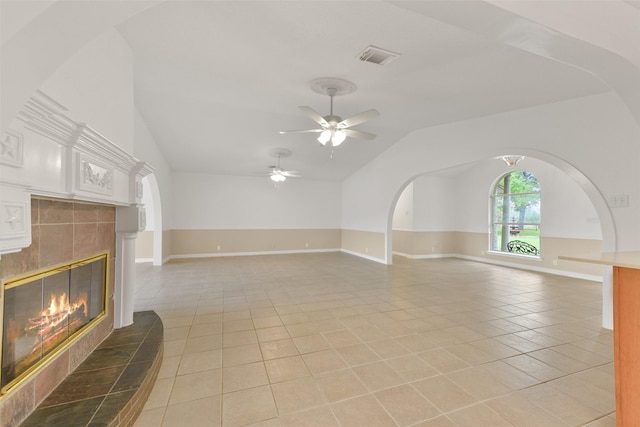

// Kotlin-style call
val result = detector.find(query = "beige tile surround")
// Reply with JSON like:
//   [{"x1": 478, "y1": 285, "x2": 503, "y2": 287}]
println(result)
[{"x1": 133, "y1": 253, "x2": 615, "y2": 426}]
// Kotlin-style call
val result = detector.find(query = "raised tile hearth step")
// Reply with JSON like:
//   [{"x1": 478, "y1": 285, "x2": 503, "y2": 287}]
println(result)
[{"x1": 20, "y1": 311, "x2": 163, "y2": 427}]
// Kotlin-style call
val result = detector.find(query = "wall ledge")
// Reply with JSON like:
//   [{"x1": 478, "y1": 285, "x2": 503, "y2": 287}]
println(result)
[{"x1": 453, "y1": 254, "x2": 603, "y2": 282}]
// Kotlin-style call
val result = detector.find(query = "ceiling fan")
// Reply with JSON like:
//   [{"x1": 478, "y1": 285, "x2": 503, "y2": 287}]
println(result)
[
  {"x1": 267, "y1": 148, "x2": 300, "y2": 183},
  {"x1": 279, "y1": 77, "x2": 379, "y2": 147}
]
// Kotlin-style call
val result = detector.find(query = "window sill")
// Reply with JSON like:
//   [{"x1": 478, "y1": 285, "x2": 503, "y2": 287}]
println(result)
[{"x1": 485, "y1": 250, "x2": 542, "y2": 261}]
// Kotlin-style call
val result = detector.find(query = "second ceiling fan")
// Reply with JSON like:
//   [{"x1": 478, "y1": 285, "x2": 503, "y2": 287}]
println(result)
[{"x1": 280, "y1": 78, "x2": 379, "y2": 147}]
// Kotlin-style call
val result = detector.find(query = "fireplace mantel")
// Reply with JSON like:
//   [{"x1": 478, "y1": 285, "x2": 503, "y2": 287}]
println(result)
[
  {"x1": 0, "y1": 90, "x2": 156, "y2": 425},
  {"x1": 1, "y1": 90, "x2": 153, "y2": 255}
]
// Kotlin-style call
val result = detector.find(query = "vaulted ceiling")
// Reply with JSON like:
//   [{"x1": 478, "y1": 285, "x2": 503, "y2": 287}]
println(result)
[{"x1": 9, "y1": 1, "x2": 616, "y2": 181}]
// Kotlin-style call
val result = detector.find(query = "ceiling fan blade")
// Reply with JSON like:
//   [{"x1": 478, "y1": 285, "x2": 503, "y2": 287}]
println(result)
[
  {"x1": 343, "y1": 129, "x2": 377, "y2": 140},
  {"x1": 338, "y1": 109, "x2": 379, "y2": 128},
  {"x1": 299, "y1": 106, "x2": 328, "y2": 126},
  {"x1": 281, "y1": 171, "x2": 300, "y2": 177},
  {"x1": 279, "y1": 128, "x2": 323, "y2": 134}
]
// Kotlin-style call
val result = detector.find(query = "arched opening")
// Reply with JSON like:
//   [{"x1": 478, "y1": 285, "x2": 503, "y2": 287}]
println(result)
[
  {"x1": 387, "y1": 151, "x2": 615, "y2": 328},
  {"x1": 135, "y1": 173, "x2": 163, "y2": 266}
]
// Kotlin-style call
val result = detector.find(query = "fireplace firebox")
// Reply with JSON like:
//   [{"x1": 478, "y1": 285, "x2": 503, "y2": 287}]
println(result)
[{"x1": 1, "y1": 252, "x2": 108, "y2": 393}]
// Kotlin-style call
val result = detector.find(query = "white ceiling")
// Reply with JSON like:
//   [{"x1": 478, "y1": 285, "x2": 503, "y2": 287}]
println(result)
[{"x1": 115, "y1": 1, "x2": 609, "y2": 181}]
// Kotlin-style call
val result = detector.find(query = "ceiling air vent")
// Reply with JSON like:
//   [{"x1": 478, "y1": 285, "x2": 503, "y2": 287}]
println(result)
[{"x1": 358, "y1": 45, "x2": 400, "y2": 66}]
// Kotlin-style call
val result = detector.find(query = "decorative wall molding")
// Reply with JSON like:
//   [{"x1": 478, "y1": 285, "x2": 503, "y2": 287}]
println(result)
[
  {"x1": 138, "y1": 207, "x2": 147, "y2": 232},
  {"x1": 1, "y1": 202, "x2": 27, "y2": 236},
  {"x1": 1, "y1": 130, "x2": 24, "y2": 167},
  {"x1": 78, "y1": 153, "x2": 114, "y2": 195},
  {"x1": 136, "y1": 181, "x2": 144, "y2": 199},
  {"x1": 16, "y1": 90, "x2": 77, "y2": 146},
  {"x1": 0, "y1": 90, "x2": 155, "y2": 255},
  {"x1": 0, "y1": 186, "x2": 31, "y2": 254}
]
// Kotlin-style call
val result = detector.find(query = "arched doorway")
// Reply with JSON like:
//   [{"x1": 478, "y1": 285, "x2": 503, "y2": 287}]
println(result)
[
  {"x1": 136, "y1": 173, "x2": 163, "y2": 266},
  {"x1": 387, "y1": 151, "x2": 615, "y2": 328}
]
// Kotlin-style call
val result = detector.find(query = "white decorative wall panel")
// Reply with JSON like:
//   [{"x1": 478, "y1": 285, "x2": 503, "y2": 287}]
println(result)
[
  {"x1": 0, "y1": 91, "x2": 154, "y2": 255},
  {"x1": 0, "y1": 186, "x2": 31, "y2": 254},
  {"x1": 1, "y1": 130, "x2": 24, "y2": 167},
  {"x1": 78, "y1": 154, "x2": 114, "y2": 195},
  {"x1": 138, "y1": 207, "x2": 146, "y2": 232}
]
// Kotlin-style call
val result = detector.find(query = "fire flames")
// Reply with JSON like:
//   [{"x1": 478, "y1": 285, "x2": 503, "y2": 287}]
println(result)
[{"x1": 25, "y1": 292, "x2": 88, "y2": 341}]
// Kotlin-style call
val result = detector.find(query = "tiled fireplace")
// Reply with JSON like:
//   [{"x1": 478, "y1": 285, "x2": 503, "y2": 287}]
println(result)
[
  {"x1": 0, "y1": 91, "x2": 155, "y2": 425},
  {"x1": 2, "y1": 252, "x2": 107, "y2": 393},
  {"x1": 0, "y1": 198, "x2": 116, "y2": 426}
]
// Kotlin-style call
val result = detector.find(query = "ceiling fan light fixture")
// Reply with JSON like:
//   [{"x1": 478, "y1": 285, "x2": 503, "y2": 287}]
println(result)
[
  {"x1": 318, "y1": 130, "x2": 331, "y2": 145},
  {"x1": 332, "y1": 130, "x2": 346, "y2": 146},
  {"x1": 280, "y1": 77, "x2": 378, "y2": 147},
  {"x1": 270, "y1": 173, "x2": 286, "y2": 182},
  {"x1": 500, "y1": 155, "x2": 525, "y2": 167}
]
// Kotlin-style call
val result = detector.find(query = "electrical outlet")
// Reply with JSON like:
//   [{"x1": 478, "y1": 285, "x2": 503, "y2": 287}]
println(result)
[{"x1": 217, "y1": 245, "x2": 221, "y2": 251}]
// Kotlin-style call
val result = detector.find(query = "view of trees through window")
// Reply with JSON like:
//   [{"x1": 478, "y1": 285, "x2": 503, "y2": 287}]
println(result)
[{"x1": 491, "y1": 171, "x2": 541, "y2": 255}]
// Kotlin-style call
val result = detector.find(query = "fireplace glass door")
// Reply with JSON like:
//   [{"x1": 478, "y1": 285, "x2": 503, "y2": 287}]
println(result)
[{"x1": 1, "y1": 252, "x2": 107, "y2": 393}]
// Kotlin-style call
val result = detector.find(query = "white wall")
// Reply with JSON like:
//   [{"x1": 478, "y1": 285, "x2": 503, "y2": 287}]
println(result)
[
  {"x1": 413, "y1": 175, "x2": 459, "y2": 232},
  {"x1": 1, "y1": 1, "x2": 157, "y2": 134},
  {"x1": 344, "y1": 92, "x2": 639, "y2": 252},
  {"x1": 0, "y1": 0, "x2": 56, "y2": 43},
  {"x1": 172, "y1": 173, "x2": 341, "y2": 230},
  {"x1": 393, "y1": 157, "x2": 602, "y2": 240},
  {"x1": 392, "y1": 182, "x2": 413, "y2": 230},
  {"x1": 133, "y1": 108, "x2": 173, "y2": 229},
  {"x1": 451, "y1": 157, "x2": 602, "y2": 239},
  {"x1": 40, "y1": 29, "x2": 134, "y2": 153},
  {"x1": 141, "y1": 177, "x2": 154, "y2": 231}
]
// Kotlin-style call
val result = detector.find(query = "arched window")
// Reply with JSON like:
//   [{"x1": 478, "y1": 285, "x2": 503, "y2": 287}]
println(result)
[{"x1": 490, "y1": 171, "x2": 541, "y2": 256}]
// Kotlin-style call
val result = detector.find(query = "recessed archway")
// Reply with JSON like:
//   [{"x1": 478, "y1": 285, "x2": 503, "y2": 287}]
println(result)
[
  {"x1": 386, "y1": 149, "x2": 615, "y2": 328},
  {"x1": 136, "y1": 173, "x2": 163, "y2": 266}
]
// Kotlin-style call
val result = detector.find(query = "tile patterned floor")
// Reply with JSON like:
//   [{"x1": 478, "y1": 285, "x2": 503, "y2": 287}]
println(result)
[{"x1": 132, "y1": 253, "x2": 616, "y2": 427}]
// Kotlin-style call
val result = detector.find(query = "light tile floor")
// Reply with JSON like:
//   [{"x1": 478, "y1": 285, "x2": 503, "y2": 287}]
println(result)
[{"x1": 132, "y1": 253, "x2": 616, "y2": 427}]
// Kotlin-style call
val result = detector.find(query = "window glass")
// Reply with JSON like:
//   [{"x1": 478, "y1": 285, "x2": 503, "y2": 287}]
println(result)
[{"x1": 490, "y1": 171, "x2": 540, "y2": 256}]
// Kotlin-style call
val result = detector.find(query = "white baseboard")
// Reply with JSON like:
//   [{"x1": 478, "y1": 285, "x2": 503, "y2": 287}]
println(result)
[
  {"x1": 340, "y1": 249, "x2": 387, "y2": 264},
  {"x1": 164, "y1": 248, "x2": 340, "y2": 262},
  {"x1": 393, "y1": 251, "x2": 454, "y2": 260},
  {"x1": 453, "y1": 254, "x2": 603, "y2": 282},
  {"x1": 152, "y1": 249, "x2": 602, "y2": 282}
]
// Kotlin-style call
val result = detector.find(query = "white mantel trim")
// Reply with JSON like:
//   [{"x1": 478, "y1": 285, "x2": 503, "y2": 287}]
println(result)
[{"x1": 0, "y1": 90, "x2": 155, "y2": 255}]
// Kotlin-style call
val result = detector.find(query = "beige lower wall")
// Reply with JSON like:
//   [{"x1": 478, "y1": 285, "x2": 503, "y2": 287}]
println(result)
[
  {"x1": 392, "y1": 230, "x2": 458, "y2": 256},
  {"x1": 162, "y1": 230, "x2": 172, "y2": 262},
  {"x1": 150, "y1": 227, "x2": 601, "y2": 278},
  {"x1": 168, "y1": 229, "x2": 341, "y2": 257},
  {"x1": 392, "y1": 230, "x2": 604, "y2": 278},
  {"x1": 135, "y1": 230, "x2": 154, "y2": 259},
  {"x1": 341, "y1": 229, "x2": 386, "y2": 260}
]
